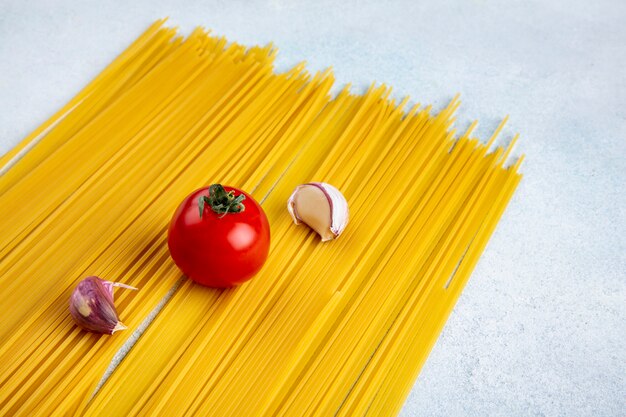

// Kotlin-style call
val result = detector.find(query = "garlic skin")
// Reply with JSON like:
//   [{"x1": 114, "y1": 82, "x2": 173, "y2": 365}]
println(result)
[
  {"x1": 69, "y1": 276, "x2": 137, "y2": 335},
  {"x1": 287, "y1": 182, "x2": 349, "y2": 241}
]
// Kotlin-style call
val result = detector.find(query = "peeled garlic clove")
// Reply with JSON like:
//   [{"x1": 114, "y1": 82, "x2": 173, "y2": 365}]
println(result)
[
  {"x1": 69, "y1": 276, "x2": 137, "y2": 335},
  {"x1": 287, "y1": 182, "x2": 349, "y2": 241}
]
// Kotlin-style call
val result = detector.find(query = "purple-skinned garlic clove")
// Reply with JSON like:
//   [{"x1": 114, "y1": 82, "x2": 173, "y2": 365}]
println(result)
[
  {"x1": 287, "y1": 182, "x2": 349, "y2": 242},
  {"x1": 69, "y1": 276, "x2": 137, "y2": 335}
]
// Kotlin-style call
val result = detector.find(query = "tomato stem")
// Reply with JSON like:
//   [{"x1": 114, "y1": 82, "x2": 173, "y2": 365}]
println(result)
[{"x1": 198, "y1": 184, "x2": 246, "y2": 218}]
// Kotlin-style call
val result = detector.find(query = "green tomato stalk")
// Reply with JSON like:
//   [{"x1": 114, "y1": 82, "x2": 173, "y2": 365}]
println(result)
[{"x1": 198, "y1": 184, "x2": 246, "y2": 218}]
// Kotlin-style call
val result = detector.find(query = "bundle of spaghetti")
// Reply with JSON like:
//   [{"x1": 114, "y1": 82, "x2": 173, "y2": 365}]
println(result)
[
  {"x1": 84, "y1": 94, "x2": 519, "y2": 416},
  {"x1": 348, "y1": 159, "x2": 523, "y2": 417},
  {"x1": 81, "y1": 85, "x2": 413, "y2": 415},
  {"x1": 0, "y1": 20, "x2": 179, "y2": 189},
  {"x1": 295, "y1": 147, "x2": 521, "y2": 417},
  {"x1": 0, "y1": 21, "x2": 522, "y2": 416},
  {"x1": 0, "y1": 25, "x2": 336, "y2": 416}
]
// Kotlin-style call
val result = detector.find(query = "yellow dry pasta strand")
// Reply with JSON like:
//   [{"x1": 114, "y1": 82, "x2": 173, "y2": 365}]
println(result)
[
  {"x1": 311, "y1": 84, "x2": 388, "y2": 180},
  {"x1": 28, "y1": 252, "x2": 180, "y2": 416},
  {"x1": 4, "y1": 24, "x2": 256, "y2": 412},
  {"x1": 486, "y1": 115, "x2": 509, "y2": 149},
  {"x1": 328, "y1": 94, "x2": 402, "y2": 179},
  {"x1": 0, "y1": 59, "x2": 268, "y2": 368},
  {"x1": 0, "y1": 320, "x2": 95, "y2": 414},
  {"x1": 122, "y1": 82, "x2": 338, "y2": 416},
  {"x1": 83, "y1": 286, "x2": 222, "y2": 415},
  {"x1": 0, "y1": 27, "x2": 182, "y2": 194},
  {"x1": 334, "y1": 103, "x2": 435, "y2": 214},
  {"x1": 83, "y1": 71, "x2": 336, "y2": 416},
  {"x1": 245, "y1": 68, "x2": 336, "y2": 192},
  {"x1": 0, "y1": 39, "x2": 272, "y2": 292},
  {"x1": 499, "y1": 133, "x2": 520, "y2": 166},
  {"x1": 42, "y1": 206, "x2": 230, "y2": 412},
  {"x1": 254, "y1": 104, "x2": 434, "y2": 416},
  {"x1": 50, "y1": 271, "x2": 191, "y2": 417},
  {"x1": 0, "y1": 20, "x2": 167, "y2": 173},
  {"x1": 100, "y1": 289, "x2": 225, "y2": 415},
  {"x1": 188, "y1": 96, "x2": 456, "y2": 414},
  {"x1": 0, "y1": 41, "x2": 209, "y2": 259},
  {"x1": 251, "y1": 86, "x2": 360, "y2": 200},
  {"x1": 8, "y1": 102, "x2": 302, "y2": 414},
  {"x1": 0, "y1": 40, "x2": 202, "y2": 242},
  {"x1": 338, "y1": 97, "x2": 414, "y2": 197},
  {"x1": 0, "y1": 21, "x2": 523, "y2": 416},
  {"x1": 321, "y1": 111, "x2": 462, "y2": 298},
  {"x1": 0, "y1": 26, "x2": 264, "y2": 216},
  {"x1": 0, "y1": 54, "x2": 223, "y2": 334},
  {"x1": 0, "y1": 250, "x2": 176, "y2": 412},
  {"x1": 352, "y1": 167, "x2": 516, "y2": 416},
  {"x1": 255, "y1": 289, "x2": 348, "y2": 417},
  {"x1": 178, "y1": 92, "x2": 408, "y2": 412},
  {"x1": 0, "y1": 302, "x2": 70, "y2": 385},
  {"x1": 0, "y1": 40, "x2": 306, "y2": 414},
  {"x1": 280, "y1": 136, "x2": 480, "y2": 407},
  {"x1": 321, "y1": 91, "x2": 397, "y2": 182},
  {"x1": 118, "y1": 94, "x2": 376, "y2": 417},
  {"x1": 336, "y1": 152, "x2": 508, "y2": 417},
  {"x1": 272, "y1": 127, "x2": 464, "y2": 412},
  {"x1": 311, "y1": 139, "x2": 500, "y2": 417},
  {"x1": 185, "y1": 101, "x2": 444, "y2": 416},
  {"x1": 2, "y1": 69, "x2": 322, "y2": 416},
  {"x1": 215, "y1": 68, "x2": 322, "y2": 184},
  {"x1": 326, "y1": 135, "x2": 468, "y2": 284},
  {"x1": 240, "y1": 105, "x2": 444, "y2": 414},
  {"x1": 373, "y1": 176, "x2": 518, "y2": 414},
  {"x1": 364, "y1": 168, "x2": 522, "y2": 417},
  {"x1": 191, "y1": 115, "x2": 408, "y2": 416}
]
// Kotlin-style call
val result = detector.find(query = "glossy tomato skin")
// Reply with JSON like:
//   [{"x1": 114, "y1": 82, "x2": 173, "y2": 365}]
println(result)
[{"x1": 167, "y1": 187, "x2": 270, "y2": 287}]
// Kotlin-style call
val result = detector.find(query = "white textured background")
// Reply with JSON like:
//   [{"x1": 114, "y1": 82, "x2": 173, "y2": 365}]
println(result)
[{"x1": 1, "y1": 1, "x2": 624, "y2": 415}]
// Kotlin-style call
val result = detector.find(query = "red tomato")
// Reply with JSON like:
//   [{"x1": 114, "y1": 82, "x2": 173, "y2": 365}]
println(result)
[{"x1": 167, "y1": 184, "x2": 270, "y2": 288}]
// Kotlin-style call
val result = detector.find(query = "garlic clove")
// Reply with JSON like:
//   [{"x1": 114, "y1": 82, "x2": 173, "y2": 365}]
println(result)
[
  {"x1": 287, "y1": 182, "x2": 349, "y2": 241},
  {"x1": 69, "y1": 276, "x2": 137, "y2": 335}
]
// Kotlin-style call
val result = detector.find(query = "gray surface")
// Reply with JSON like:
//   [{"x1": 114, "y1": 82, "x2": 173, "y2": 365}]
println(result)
[{"x1": 1, "y1": 1, "x2": 624, "y2": 415}]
